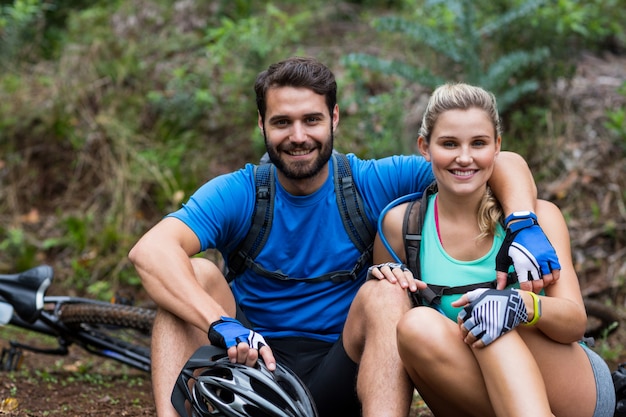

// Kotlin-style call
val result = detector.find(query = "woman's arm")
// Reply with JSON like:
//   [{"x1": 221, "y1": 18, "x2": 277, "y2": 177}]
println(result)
[
  {"x1": 371, "y1": 202, "x2": 426, "y2": 293},
  {"x1": 373, "y1": 203, "x2": 407, "y2": 264},
  {"x1": 490, "y1": 151, "x2": 561, "y2": 292},
  {"x1": 452, "y1": 200, "x2": 585, "y2": 346},
  {"x1": 523, "y1": 200, "x2": 587, "y2": 343}
]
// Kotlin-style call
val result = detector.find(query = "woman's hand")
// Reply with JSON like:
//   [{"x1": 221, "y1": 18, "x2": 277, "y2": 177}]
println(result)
[
  {"x1": 366, "y1": 262, "x2": 426, "y2": 293},
  {"x1": 453, "y1": 289, "x2": 529, "y2": 348}
]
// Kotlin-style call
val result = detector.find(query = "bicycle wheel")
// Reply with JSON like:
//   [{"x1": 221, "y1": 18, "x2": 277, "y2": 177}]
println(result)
[
  {"x1": 59, "y1": 302, "x2": 155, "y2": 333},
  {"x1": 58, "y1": 301, "x2": 156, "y2": 372}
]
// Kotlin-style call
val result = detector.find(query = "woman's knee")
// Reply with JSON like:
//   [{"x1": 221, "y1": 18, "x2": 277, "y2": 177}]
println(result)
[{"x1": 397, "y1": 307, "x2": 450, "y2": 358}]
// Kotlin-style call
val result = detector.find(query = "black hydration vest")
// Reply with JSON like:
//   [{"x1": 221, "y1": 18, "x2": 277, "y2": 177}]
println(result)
[
  {"x1": 226, "y1": 153, "x2": 375, "y2": 284},
  {"x1": 402, "y1": 182, "x2": 514, "y2": 306}
]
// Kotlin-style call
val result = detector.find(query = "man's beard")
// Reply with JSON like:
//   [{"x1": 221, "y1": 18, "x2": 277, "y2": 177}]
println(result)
[{"x1": 264, "y1": 131, "x2": 334, "y2": 180}]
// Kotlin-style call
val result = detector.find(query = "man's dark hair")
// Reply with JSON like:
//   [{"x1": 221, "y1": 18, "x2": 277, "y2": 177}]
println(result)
[{"x1": 254, "y1": 56, "x2": 337, "y2": 125}]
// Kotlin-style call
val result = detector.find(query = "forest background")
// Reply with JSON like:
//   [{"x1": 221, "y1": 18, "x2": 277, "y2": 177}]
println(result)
[{"x1": 0, "y1": 0, "x2": 625, "y2": 414}]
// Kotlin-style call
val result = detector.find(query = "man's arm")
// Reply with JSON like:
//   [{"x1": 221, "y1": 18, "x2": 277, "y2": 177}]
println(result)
[
  {"x1": 128, "y1": 217, "x2": 276, "y2": 369},
  {"x1": 489, "y1": 151, "x2": 561, "y2": 292},
  {"x1": 128, "y1": 217, "x2": 222, "y2": 331},
  {"x1": 489, "y1": 151, "x2": 537, "y2": 215}
]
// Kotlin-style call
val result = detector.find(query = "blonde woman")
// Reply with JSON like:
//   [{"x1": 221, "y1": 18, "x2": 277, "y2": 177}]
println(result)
[{"x1": 369, "y1": 83, "x2": 615, "y2": 417}]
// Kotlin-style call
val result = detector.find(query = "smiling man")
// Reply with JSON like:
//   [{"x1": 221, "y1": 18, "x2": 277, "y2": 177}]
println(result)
[{"x1": 129, "y1": 56, "x2": 559, "y2": 417}]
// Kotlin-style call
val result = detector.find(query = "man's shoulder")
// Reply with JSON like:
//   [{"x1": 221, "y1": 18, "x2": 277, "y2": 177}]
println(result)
[
  {"x1": 207, "y1": 163, "x2": 257, "y2": 188},
  {"x1": 345, "y1": 152, "x2": 425, "y2": 165},
  {"x1": 345, "y1": 153, "x2": 430, "y2": 181},
  {"x1": 183, "y1": 164, "x2": 257, "y2": 209}
]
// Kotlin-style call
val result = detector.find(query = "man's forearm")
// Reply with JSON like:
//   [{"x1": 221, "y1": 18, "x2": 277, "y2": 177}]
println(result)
[{"x1": 489, "y1": 151, "x2": 537, "y2": 216}]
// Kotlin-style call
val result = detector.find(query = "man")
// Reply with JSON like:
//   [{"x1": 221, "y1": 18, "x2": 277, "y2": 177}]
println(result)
[{"x1": 129, "y1": 56, "x2": 559, "y2": 417}]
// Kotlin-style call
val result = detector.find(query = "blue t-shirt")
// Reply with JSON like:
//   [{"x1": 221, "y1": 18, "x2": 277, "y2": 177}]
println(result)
[{"x1": 169, "y1": 153, "x2": 434, "y2": 342}]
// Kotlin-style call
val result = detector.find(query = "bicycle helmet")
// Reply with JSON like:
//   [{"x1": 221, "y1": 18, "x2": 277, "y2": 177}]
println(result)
[{"x1": 171, "y1": 345, "x2": 318, "y2": 417}]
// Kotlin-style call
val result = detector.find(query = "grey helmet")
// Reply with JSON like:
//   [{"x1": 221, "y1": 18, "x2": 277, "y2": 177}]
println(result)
[{"x1": 171, "y1": 345, "x2": 318, "y2": 417}]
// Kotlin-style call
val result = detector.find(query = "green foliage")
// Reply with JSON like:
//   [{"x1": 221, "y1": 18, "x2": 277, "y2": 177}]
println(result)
[
  {"x1": 339, "y1": 62, "x2": 415, "y2": 157},
  {"x1": 148, "y1": 3, "x2": 311, "y2": 155},
  {"x1": 0, "y1": 0, "x2": 47, "y2": 64},
  {"x1": 605, "y1": 82, "x2": 626, "y2": 152},
  {"x1": 524, "y1": 0, "x2": 626, "y2": 54},
  {"x1": 343, "y1": 0, "x2": 550, "y2": 113},
  {"x1": 0, "y1": 226, "x2": 38, "y2": 271}
]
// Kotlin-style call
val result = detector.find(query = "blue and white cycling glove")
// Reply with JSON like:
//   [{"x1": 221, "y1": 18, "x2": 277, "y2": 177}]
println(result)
[
  {"x1": 208, "y1": 316, "x2": 267, "y2": 350},
  {"x1": 496, "y1": 211, "x2": 561, "y2": 284},
  {"x1": 457, "y1": 289, "x2": 528, "y2": 346}
]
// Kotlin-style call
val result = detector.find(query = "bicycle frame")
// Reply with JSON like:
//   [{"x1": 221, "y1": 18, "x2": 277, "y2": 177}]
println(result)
[{"x1": 0, "y1": 266, "x2": 152, "y2": 373}]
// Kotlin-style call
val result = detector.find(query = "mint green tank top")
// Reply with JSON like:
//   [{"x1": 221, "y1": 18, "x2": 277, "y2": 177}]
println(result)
[{"x1": 419, "y1": 193, "x2": 506, "y2": 320}]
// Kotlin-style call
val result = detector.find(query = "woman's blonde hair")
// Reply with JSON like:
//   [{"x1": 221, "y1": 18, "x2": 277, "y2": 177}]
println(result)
[{"x1": 421, "y1": 83, "x2": 503, "y2": 239}]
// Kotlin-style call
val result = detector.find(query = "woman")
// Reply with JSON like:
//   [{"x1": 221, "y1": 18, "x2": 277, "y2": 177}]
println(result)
[{"x1": 369, "y1": 83, "x2": 614, "y2": 417}]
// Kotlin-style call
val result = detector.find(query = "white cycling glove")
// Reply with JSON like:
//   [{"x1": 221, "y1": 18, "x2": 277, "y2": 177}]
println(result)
[{"x1": 457, "y1": 289, "x2": 528, "y2": 346}]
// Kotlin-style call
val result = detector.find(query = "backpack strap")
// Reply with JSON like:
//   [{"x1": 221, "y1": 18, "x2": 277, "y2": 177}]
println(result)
[
  {"x1": 402, "y1": 182, "x2": 513, "y2": 305},
  {"x1": 403, "y1": 182, "x2": 441, "y2": 305},
  {"x1": 226, "y1": 163, "x2": 275, "y2": 282},
  {"x1": 226, "y1": 153, "x2": 374, "y2": 284},
  {"x1": 334, "y1": 153, "x2": 375, "y2": 254},
  {"x1": 333, "y1": 153, "x2": 375, "y2": 280}
]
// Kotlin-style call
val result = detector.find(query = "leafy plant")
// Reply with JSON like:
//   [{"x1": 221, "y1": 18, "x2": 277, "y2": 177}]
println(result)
[
  {"x1": 343, "y1": 0, "x2": 550, "y2": 113},
  {"x1": 605, "y1": 81, "x2": 626, "y2": 152},
  {"x1": 148, "y1": 3, "x2": 312, "y2": 156},
  {"x1": 0, "y1": 226, "x2": 37, "y2": 271},
  {"x1": 0, "y1": 0, "x2": 47, "y2": 65}
]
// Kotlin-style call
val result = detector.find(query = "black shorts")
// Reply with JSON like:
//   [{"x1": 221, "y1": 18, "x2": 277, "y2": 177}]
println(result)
[{"x1": 236, "y1": 307, "x2": 360, "y2": 417}]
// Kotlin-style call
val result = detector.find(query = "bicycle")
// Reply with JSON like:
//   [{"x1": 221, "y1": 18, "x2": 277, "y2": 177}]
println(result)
[
  {"x1": 0, "y1": 264, "x2": 155, "y2": 373},
  {"x1": 0, "y1": 265, "x2": 620, "y2": 374}
]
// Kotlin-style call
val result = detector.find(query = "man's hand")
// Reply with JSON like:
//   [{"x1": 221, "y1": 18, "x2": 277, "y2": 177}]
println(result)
[
  {"x1": 454, "y1": 289, "x2": 528, "y2": 348},
  {"x1": 208, "y1": 316, "x2": 275, "y2": 370},
  {"x1": 495, "y1": 211, "x2": 561, "y2": 292}
]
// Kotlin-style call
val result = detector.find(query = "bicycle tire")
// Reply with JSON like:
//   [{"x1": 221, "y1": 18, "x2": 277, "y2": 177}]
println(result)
[
  {"x1": 57, "y1": 302, "x2": 155, "y2": 371},
  {"x1": 59, "y1": 302, "x2": 155, "y2": 333}
]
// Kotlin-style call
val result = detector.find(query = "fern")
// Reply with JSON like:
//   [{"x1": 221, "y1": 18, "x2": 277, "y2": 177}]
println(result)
[
  {"x1": 343, "y1": 53, "x2": 445, "y2": 89},
  {"x1": 343, "y1": 0, "x2": 551, "y2": 112},
  {"x1": 478, "y1": 0, "x2": 547, "y2": 37},
  {"x1": 373, "y1": 17, "x2": 464, "y2": 63}
]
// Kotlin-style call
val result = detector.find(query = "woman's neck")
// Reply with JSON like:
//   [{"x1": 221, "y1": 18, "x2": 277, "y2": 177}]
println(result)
[
  {"x1": 434, "y1": 187, "x2": 491, "y2": 260},
  {"x1": 435, "y1": 188, "x2": 483, "y2": 223}
]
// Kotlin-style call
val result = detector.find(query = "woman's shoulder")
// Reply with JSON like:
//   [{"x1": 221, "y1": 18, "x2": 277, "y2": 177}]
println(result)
[
  {"x1": 536, "y1": 199, "x2": 563, "y2": 219},
  {"x1": 536, "y1": 199, "x2": 570, "y2": 241},
  {"x1": 385, "y1": 201, "x2": 412, "y2": 219}
]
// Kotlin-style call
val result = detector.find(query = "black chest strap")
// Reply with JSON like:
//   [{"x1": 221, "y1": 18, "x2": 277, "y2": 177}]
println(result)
[
  {"x1": 402, "y1": 182, "x2": 514, "y2": 305},
  {"x1": 226, "y1": 153, "x2": 374, "y2": 284}
]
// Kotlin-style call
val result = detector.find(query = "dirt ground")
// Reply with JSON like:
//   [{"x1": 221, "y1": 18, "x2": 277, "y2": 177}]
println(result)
[
  {"x1": 0, "y1": 333, "x2": 155, "y2": 416},
  {"x1": 0, "y1": 326, "x2": 433, "y2": 416},
  {"x1": 1, "y1": 52, "x2": 625, "y2": 417}
]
